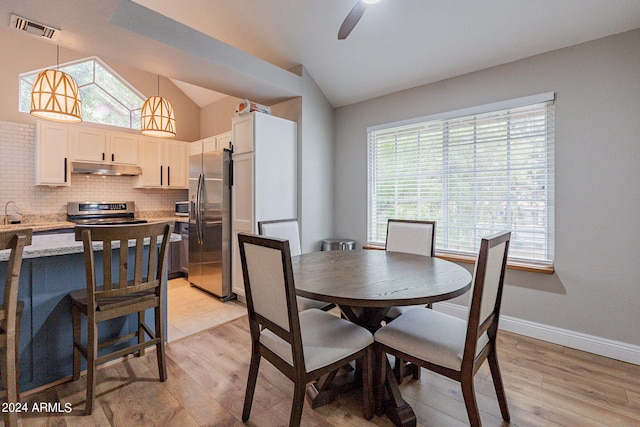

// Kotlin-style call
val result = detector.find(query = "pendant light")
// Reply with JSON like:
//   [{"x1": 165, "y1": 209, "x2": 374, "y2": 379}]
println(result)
[
  {"x1": 140, "y1": 75, "x2": 176, "y2": 138},
  {"x1": 30, "y1": 46, "x2": 82, "y2": 122}
]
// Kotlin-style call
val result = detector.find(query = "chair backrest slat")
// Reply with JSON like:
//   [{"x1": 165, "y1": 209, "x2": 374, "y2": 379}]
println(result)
[
  {"x1": 147, "y1": 233, "x2": 159, "y2": 282},
  {"x1": 119, "y1": 240, "x2": 128, "y2": 288},
  {"x1": 103, "y1": 238, "x2": 113, "y2": 291},
  {"x1": 464, "y1": 231, "x2": 510, "y2": 363},
  {"x1": 385, "y1": 219, "x2": 436, "y2": 257},
  {"x1": 258, "y1": 219, "x2": 302, "y2": 256},
  {"x1": 134, "y1": 237, "x2": 144, "y2": 285}
]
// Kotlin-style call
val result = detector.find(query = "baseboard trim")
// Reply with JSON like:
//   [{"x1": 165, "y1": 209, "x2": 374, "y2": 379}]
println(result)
[{"x1": 434, "y1": 302, "x2": 640, "y2": 366}]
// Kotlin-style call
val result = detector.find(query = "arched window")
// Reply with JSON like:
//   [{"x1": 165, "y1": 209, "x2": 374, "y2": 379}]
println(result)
[{"x1": 19, "y1": 56, "x2": 145, "y2": 129}]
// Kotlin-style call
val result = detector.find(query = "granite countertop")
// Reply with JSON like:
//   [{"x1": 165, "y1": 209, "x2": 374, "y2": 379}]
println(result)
[
  {"x1": 0, "y1": 214, "x2": 188, "y2": 233},
  {"x1": 0, "y1": 232, "x2": 182, "y2": 262}
]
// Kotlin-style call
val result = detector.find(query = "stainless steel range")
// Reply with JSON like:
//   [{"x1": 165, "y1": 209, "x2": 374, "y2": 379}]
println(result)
[{"x1": 67, "y1": 201, "x2": 148, "y2": 225}]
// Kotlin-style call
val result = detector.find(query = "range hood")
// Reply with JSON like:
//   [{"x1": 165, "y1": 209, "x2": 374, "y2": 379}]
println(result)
[{"x1": 71, "y1": 161, "x2": 142, "y2": 176}]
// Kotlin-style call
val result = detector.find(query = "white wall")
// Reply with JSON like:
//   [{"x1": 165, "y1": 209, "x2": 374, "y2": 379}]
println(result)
[{"x1": 334, "y1": 29, "x2": 640, "y2": 347}]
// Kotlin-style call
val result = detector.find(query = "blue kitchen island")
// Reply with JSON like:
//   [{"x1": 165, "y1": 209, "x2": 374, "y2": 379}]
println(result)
[{"x1": 0, "y1": 229, "x2": 180, "y2": 392}]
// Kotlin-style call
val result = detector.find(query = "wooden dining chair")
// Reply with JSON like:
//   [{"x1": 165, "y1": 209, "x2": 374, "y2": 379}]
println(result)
[
  {"x1": 384, "y1": 219, "x2": 436, "y2": 381},
  {"x1": 69, "y1": 222, "x2": 173, "y2": 415},
  {"x1": 258, "y1": 218, "x2": 335, "y2": 312},
  {"x1": 0, "y1": 229, "x2": 32, "y2": 427},
  {"x1": 238, "y1": 233, "x2": 374, "y2": 427},
  {"x1": 375, "y1": 231, "x2": 511, "y2": 427}
]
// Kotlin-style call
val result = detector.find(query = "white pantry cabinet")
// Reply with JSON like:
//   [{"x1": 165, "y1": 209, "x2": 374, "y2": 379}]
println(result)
[
  {"x1": 136, "y1": 138, "x2": 188, "y2": 189},
  {"x1": 231, "y1": 113, "x2": 297, "y2": 297},
  {"x1": 35, "y1": 121, "x2": 70, "y2": 186},
  {"x1": 70, "y1": 128, "x2": 139, "y2": 165}
]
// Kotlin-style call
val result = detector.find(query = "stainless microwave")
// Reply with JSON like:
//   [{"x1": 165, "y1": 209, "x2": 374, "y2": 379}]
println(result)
[{"x1": 175, "y1": 201, "x2": 189, "y2": 216}]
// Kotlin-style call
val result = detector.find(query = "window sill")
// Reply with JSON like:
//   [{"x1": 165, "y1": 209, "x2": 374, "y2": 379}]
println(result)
[{"x1": 362, "y1": 245, "x2": 555, "y2": 275}]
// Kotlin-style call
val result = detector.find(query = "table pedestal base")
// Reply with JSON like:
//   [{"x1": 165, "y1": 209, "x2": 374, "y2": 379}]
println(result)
[
  {"x1": 375, "y1": 356, "x2": 417, "y2": 427},
  {"x1": 306, "y1": 364, "x2": 357, "y2": 408}
]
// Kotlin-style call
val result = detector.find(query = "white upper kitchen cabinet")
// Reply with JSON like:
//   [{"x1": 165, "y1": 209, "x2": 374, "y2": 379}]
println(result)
[
  {"x1": 109, "y1": 133, "x2": 139, "y2": 165},
  {"x1": 35, "y1": 121, "x2": 70, "y2": 186},
  {"x1": 215, "y1": 131, "x2": 232, "y2": 151},
  {"x1": 231, "y1": 112, "x2": 297, "y2": 297},
  {"x1": 191, "y1": 139, "x2": 203, "y2": 156},
  {"x1": 70, "y1": 127, "x2": 107, "y2": 163},
  {"x1": 136, "y1": 138, "x2": 188, "y2": 189},
  {"x1": 198, "y1": 131, "x2": 231, "y2": 154},
  {"x1": 202, "y1": 136, "x2": 217, "y2": 153},
  {"x1": 70, "y1": 128, "x2": 139, "y2": 165},
  {"x1": 165, "y1": 140, "x2": 188, "y2": 188}
]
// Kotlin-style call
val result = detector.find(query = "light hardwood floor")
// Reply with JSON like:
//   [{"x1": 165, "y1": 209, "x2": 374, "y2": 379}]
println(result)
[{"x1": 13, "y1": 316, "x2": 640, "y2": 427}]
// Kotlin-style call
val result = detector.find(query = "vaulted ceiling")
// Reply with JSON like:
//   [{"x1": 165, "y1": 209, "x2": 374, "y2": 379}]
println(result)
[{"x1": 3, "y1": 0, "x2": 640, "y2": 108}]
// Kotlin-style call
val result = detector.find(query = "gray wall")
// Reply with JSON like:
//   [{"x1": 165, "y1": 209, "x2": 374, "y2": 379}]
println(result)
[
  {"x1": 272, "y1": 68, "x2": 335, "y2": 253},
  {"x1": 334, "y1": 29, "x2": 640, "y2": 346},
  {"x1": 298, "y1": 68, "x2": 335, "y2": 253},
  {"x1": 200, "y1": 95, "x2": 242, "y2": 137}
]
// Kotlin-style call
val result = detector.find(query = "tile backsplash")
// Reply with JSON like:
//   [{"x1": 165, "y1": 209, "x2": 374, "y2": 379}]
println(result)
[{"x1": 0, "y1": 120, "x2": 187, "y2": 216}]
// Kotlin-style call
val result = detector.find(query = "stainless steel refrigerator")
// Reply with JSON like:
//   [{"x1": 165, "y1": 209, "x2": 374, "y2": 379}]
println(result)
[{"x1": 188, "y1": 148, "x2": 232, "y2": 300}]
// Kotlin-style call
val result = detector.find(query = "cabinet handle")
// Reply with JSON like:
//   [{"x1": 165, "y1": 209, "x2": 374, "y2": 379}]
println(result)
[
  {"x1": 160, "y1": 166, "x2": 163, "y2": 186},
  {"x1": 102, "y1": 152, "x2": 105, "y2": 161},
  {"x1": 64, "y1": 157, "x2": 67, "y2": 183},
  {"x1": 167, "y1": 166, "x2": 171, "y2": 187},
  {"x1": 111, "y1": 153, "x2": 114, "y2": 162}
]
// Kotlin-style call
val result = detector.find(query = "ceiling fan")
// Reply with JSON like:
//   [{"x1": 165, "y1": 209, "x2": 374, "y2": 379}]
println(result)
[{"x1": 338, "y1": 0, "x2": 381, "y2": 40}]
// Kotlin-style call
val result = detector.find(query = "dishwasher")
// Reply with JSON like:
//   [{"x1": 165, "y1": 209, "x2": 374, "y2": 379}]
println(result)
[{"x1": 179, "y1": 222, "x2": 189, "y2": 275}]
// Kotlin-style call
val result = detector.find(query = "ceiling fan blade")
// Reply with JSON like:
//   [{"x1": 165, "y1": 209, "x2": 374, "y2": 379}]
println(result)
[{"x1": 338, "y1": 1, "x2": 368, "y2": 40}]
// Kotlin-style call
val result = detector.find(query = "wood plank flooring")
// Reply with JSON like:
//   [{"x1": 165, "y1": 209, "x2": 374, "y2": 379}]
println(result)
[{"x1": 10, "y1": 316, "x2": 640, "y2": 427}]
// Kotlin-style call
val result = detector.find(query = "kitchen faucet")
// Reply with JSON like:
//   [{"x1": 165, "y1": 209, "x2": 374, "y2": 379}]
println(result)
[{"x1": 4, "y1": 201, "x2": 17, "y2": 225}]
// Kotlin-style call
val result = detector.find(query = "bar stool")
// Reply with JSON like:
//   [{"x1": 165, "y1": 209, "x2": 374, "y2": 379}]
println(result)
[
  {"x1": 69, "y1": 222, "x2": 172, "y2": 414},
  {"x1": 0, "y1": 229, "x2": 32, "y2": 427}
]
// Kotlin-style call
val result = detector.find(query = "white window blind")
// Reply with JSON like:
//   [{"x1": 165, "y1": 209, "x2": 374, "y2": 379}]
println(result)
[{"x1": 367, "y1": 96, "x2": 554, "y2": 264}]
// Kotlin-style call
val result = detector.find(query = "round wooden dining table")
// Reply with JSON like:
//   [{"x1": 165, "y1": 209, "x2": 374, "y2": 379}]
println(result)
[{"x1": 291, "y1": 249, "x2": 473, "y2": 427}]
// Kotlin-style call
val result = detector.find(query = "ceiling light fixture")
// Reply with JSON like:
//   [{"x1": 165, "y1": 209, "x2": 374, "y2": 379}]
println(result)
[
  {"x1": 30, "y1": 46, "x2": 82, "y2": 122},
  {"x1": 140, "y1": 75, "x2": 176, "y2": 138}
]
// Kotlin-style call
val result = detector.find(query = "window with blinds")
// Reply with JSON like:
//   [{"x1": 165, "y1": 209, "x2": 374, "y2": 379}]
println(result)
[{"x1": 367, "y1": 94, "x2": 555, "y2": 265}]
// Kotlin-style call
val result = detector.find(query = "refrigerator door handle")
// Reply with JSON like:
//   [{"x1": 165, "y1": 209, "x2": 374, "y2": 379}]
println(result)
[
  {"x1": 195, "y1": 172, "x2": 203, "y2": 245},
  {"x1": 198, "y1": 173, "x2": 205, "y2": 244}
]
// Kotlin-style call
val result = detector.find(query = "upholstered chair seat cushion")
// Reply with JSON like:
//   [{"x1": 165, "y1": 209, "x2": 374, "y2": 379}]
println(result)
[
  {"x1": 260, "y1": 309, "x2": 374, "y2": 373},
  {"x1": 375, "y1": 308, "x2": 488, "y2": 371}
]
